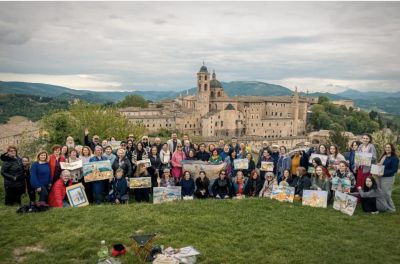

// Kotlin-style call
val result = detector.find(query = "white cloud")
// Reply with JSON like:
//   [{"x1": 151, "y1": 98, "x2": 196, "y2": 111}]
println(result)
[{"x1": 0, "y1": 2, "x2": 399, "y2": 92}]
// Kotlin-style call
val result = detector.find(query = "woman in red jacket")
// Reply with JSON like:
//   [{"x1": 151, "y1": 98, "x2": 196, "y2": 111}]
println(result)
[
  {"x1": 49, "y1": 170, "x2": 72, "y2": 207},
  {"x1": 49, "y1": 145, "x2": 66, "y2": 183}
]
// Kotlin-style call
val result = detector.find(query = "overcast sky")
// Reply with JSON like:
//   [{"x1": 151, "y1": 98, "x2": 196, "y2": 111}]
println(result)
[{"x1": 0, "y1": 1, "x2": 399, "y2": 93}]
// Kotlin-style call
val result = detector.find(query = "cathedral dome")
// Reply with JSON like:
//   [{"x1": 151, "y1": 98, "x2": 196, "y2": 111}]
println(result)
[
  {"x1": 210, "y1": 79, "x2": 222, "y2": 88},
  {"x1": 210, "y1": 70, "x2": 222, "y2": 88},
  {"x1": 199, "y1": 65, "x2": 208, "y2": 73}
]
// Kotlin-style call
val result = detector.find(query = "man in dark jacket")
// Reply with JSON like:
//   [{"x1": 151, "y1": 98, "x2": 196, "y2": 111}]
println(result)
[
  {"x1": 84, "y1": 128, "x2": 100, "y2": 152},
  {"x1": 1, "y1": 146, "x2": 25, "y2": 205},
  {"x1": 196, "y1": 143, "x2": 210, "y2": 161}
]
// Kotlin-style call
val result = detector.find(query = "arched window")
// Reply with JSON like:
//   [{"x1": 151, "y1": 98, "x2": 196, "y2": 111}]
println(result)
[
  {"x1": 217, "y1": 91, "x2": 221, "y2": 97},
  {"x1": 205, "y1": 75, "x2": 207, "y2": 80},
  {"x1": 204, "y1": 84, "x2": 208, "y2": 90}
]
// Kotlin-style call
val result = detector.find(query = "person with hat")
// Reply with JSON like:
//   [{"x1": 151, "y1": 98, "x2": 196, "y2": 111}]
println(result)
[
  {"x1": 259, "y1": 172, "x2": 278, "y2": 198},
  {"x1": 49, "y1": 145, "x2": 66, "y2": 184},
  {"x1": 141, "y1": 136, "x2": 151, "y2": 153},
  {"x1": 84, "y1": 128, "x2": 101, "y2": 152}
]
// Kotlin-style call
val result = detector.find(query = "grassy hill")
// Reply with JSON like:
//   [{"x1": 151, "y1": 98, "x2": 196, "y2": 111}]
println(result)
[{"x1": 0, "y1": 176, "x2": 399, "y2": 264}]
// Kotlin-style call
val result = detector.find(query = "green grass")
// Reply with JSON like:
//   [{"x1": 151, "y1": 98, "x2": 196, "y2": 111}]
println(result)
[{"x1": 0, "y1": 176, "x2": 399, "y2": 264}]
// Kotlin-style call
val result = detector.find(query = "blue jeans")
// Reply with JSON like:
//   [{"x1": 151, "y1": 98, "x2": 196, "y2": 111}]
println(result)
[
  {"x1": 39, "y1": 186, "x2": 49, "y2": 203},
  {"x1": 92, "y1": 181, "x2": 105, "y2": 204}
]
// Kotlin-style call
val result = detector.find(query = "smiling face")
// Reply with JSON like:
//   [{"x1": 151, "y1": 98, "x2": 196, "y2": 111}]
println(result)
[
  {"x1": 39, "y1": 153, "x2": 47, "y2": 162},
  {"x1": 283, "y1": 170, "x2": 290, "y2": 179},
  {"x1": 339, "y1": 162, "x2": 346, "y2": 172},
  {"x1": 385, "y1": 144, "x2": 392, "y2": 155},
  {"x1": 61, "y1": 146, "x2": 68, "y2": 154},
  {"x1": 362, "y1": 135, "x2": 370, "y2": 145},
  {"x1": 184, "y1": 171, "x2": 191, "y2": 180},
  {"x1": 319, "y1": 145, "x2": 326, "y2": 154},
  {"x1": 54, "y1": 148, "x2": 61, "y2": 155},
  {"x1": 151, "y1": 147, "x2": 158, "y2": 155},
  {"x1": 329, "y1": 146, "x2": 336, "y2": 155},
  {"x1": 117, "y1": 149, "x2": 125, "y2": 159},
  {"x1": 70, "y1": 150, "x2": 77, "y2": 158},
  {"x1": 316, "y1": 167, "x2": 323, "y2": 176},
  {"x1": 22, "y1": 157, "x2": 30, "y2": 167},
  {"x1": 105, "y1": 147, "x2": 112, "y2": 155}
]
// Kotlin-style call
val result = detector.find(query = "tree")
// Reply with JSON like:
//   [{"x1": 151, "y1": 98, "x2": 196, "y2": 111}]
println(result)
[
  {"x1": 318, "y1": 96, "x2": 329, "y2": 104},
  {"x1": 327, "y1": 127, "x2": 349, "y2": 153},
  {"x1": 372, "y1": 131, "x2": 399, "y2": 159},
  {"x1": 118, "y1": 94, "x2": 149, "y2": 108},
  {"x1": 42, "y1": 102, "x2": 146, "y2": 146}
]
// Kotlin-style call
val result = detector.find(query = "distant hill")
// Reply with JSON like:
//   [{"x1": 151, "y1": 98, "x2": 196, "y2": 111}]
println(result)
[
  {"x1": 337, "y1": 89, "x2": 400, "y2": 100},
  {"x1": 1, "y1": 80, "x2": 400, "y2": 115}
]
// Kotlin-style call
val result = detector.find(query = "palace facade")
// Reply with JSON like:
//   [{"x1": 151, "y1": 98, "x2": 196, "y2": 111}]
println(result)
[{"x1": 119, "y1": 65, "x2": 309, "y2": 140}]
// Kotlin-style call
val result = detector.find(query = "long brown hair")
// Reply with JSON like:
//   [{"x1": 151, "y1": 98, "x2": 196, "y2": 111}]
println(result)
[
  {"x1": 380, "y1": 143, "x2": 398, "y2": 161},
  {"x1": 36, "y1": 150, "x2": 49, "y2": 162}
]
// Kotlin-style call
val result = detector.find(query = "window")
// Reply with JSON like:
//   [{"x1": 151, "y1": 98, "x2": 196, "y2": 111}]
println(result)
[
  {"x1": 215, "y1": 122, "x2": 218, "y2": 127},
  {"x1": 205, "y1": 75, "x2": 207, "y2": 80},
  {"x1": 221, "y1": 121, "x2": 224, "y2": 127},
  {"x1": 204, "y1": 84, "x2": 208, "y2": 90}
]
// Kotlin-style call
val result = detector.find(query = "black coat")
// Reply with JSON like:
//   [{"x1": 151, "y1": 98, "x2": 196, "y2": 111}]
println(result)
[
  {"x1": 196, "y1": 151, "x2": 210, "y2": 162},
  {"x1": 112, "y1": 157, "x2": 133, "y2": 178},
  {"x1": 1, "y1": 153, "x2": 25, "y2": 188},
  {"x1": 290, "y1": 176, "x2": 311, "y2": 197},
  {"x1": 211, "y1": 178, "x2": 231, "y2": 197},
  {"x1": 245, "y1": 178, "x2": 263, "y2": 197}
]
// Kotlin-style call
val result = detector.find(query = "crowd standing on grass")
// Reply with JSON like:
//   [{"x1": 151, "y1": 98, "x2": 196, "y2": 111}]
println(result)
[{"x1": 1, "y1": 130, "x2": 398, "y2": 214}]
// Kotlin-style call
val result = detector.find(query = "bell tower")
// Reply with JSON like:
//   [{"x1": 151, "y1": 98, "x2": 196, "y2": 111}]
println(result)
[{"x1": 196, "y1": 62, "x2": 210, "y2": 116}]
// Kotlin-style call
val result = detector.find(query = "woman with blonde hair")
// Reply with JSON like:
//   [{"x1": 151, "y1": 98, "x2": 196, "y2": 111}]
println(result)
[
  {"x1": 259, "y1": 172, "x2": 278, "y2": 198},
  {"x1": 30, "y1": 150, "x2": 52, "y2": 204}
]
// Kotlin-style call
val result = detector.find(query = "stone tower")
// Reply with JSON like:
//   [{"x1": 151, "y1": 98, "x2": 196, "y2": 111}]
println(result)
[
  {"x1": 196, "y1": 63, "x2": 211, "y2": 116},
  {"x1": 292, "y1": 86, "x2": 299, "y2": 136}
]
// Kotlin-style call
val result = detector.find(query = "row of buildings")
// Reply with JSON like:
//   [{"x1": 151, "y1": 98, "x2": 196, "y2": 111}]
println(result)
[{"x1": 119, "y1": 64, "x2": 310, "y2": 147}]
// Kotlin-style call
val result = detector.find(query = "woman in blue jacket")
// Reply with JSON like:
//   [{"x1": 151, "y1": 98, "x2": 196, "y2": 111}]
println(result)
[
  {"x1": 30, "y1": 150, "x2": 52, "y2": 204},
  {"x1": 378, "y1": 143, "x2": 399, "y2": 212},
  {"x1": 180, "y1": 171, "x2": 195, "y2": 197}
]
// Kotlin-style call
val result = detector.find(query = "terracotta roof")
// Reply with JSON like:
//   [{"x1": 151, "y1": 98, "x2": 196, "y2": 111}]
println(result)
[{"x1": 0, "y1": 121, "x2": 39, "y2": 138}]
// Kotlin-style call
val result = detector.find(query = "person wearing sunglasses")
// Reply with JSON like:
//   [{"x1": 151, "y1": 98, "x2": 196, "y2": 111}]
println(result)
[{"x1": 211, "y1": 170, "x2": 231, "y2": 199}]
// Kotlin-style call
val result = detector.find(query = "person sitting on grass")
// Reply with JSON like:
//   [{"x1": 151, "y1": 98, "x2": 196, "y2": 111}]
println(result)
[
  {"x1": 133, "y1": 163, "x2": 150, "y2": 203},
  {"x1": 356, "y1": 176, "x2": 389, "y2": 214},
  {"x1": 48, "y1": 170, "x2": 73, "y2": 208},
  {"x1": 259, "y1": 172, "x2": 278, "y2": 198},
  {"x1": 211, "y1": 170, "x2": 231, "y2": 199},
  {"x1": 194, "y1": 171, "x2": 210, "y2": 199},
  {"x1": 108, "y1": 168, "x2": 129, "y2": 204},
  {"x1": 279, "y1": 169, "x2": 293, "y2": 187},
  {"x1": 159, "y1": 168, "x2": 175, "y2": 188},
  {"x1": 331, "y1": 161, "x2": 355, "y2": 193},
  {"x1": 244, "y1": 170, "x2": 262, "y2": 197},
  {"x1": 232, "y1": 170, "x2": 247, "y2": 199},
  {"x1": 180, "y1": 171, "x2": 195, "y2": 198},
  {"x1": 291, "y1": 167, "x2": 311, "y2": 199}
]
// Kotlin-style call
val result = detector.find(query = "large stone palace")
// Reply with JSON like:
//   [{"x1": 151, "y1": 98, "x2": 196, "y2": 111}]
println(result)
[{"x1": 119, "y1": 64, "x2": 309, "y2": 140}]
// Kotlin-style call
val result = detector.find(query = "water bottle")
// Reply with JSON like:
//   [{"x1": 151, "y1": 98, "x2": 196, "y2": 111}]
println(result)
[{"x1": 97, "y1": 240, "x2": 109, "y2": 261}]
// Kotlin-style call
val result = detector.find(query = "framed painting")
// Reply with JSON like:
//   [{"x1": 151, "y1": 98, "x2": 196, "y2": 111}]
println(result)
[{"x1": 66, "y1": 183, "x2": 89, "y2": 207}]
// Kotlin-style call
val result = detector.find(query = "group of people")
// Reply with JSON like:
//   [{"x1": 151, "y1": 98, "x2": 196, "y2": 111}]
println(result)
[{"x1": 1, "y1": 130, "x2": 398, "y2": 214}]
